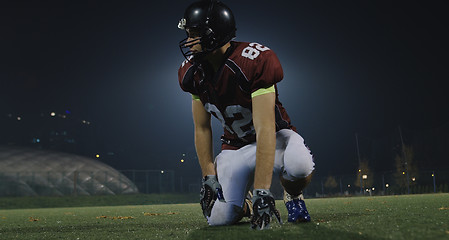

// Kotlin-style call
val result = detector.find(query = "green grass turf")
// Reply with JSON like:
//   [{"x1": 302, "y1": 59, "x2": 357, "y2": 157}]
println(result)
[
  {"x1": 0, "y1": 193, "x2": 448, "y2": 239},
  {"x1": 0, "y1": 194, "x2": 199, "y2": 210}
]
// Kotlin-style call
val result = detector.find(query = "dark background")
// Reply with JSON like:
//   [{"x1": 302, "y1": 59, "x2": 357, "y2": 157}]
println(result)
[{"x1": 1, "y1": 0, "x2": 448, "y2": 179}]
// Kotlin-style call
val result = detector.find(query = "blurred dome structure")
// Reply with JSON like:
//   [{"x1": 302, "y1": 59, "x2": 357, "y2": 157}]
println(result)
[{"x1": 0, "y1": 146, "x2": 138, "y2": 197}]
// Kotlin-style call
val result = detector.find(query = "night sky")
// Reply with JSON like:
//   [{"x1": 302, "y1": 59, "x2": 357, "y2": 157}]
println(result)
[{"x1": 1, "y1": 0, "x2": 449, "y2": 177}]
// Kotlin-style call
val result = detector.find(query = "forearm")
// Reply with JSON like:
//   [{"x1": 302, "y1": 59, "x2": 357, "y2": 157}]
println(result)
[
  {"x1": 251, "y1": 91, "x2": 276, "y2": 190},
  {"x1": 195, "y1": 126, "x2": 215, "y2": 177},
  {"x1": 192, "y1": 99, "x2": 215, "y2": 177},
  {"x1": 254, "y1": 126, "x2": 276, "y2": 189}
]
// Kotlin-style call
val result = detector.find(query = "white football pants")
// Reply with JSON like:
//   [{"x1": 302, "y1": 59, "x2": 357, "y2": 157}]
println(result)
[{"x1": 207, "y1": 129, "x2": 315, "y2": 226}]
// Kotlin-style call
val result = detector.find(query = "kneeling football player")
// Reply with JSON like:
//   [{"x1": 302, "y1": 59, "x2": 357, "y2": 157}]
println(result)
[{"x1": 177, "y1": 0, "x2": 315, "y2": 229}]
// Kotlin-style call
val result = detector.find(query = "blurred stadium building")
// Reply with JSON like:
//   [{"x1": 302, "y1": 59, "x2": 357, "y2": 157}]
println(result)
[{"x1": 0, "y1": 146, "x2": 138, "y2": 197}]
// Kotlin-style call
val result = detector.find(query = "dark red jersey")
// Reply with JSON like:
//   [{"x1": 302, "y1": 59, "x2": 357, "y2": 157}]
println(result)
[{"x1": 178, "y1": 41, "x2": 295, "y2": 150}]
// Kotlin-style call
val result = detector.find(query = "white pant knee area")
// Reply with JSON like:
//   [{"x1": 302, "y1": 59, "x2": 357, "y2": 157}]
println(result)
[
  {"x1": 207, "y1": 202, "x2": 243, "y2": 226},
  {"x1": 283, "y1": 157, "x2": 314, "y2": 181},
  {"x1": 279, "y1": 130, "x2": 315, "y2": 181}
]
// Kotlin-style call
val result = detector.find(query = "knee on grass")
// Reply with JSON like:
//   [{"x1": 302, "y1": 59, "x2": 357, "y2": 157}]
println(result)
[{"x1": 207, "y1": 204, "x2": 244, "y2": 226}]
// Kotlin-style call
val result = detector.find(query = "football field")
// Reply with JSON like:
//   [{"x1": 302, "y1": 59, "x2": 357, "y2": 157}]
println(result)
[{"x1": 0, "y1": 193, "x2": 448, "y2": 239}]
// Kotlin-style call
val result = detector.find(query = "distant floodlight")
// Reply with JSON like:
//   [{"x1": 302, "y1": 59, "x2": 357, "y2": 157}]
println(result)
[
  {"x1": 412, "y1": 177, "x2": 416, "y2": 182},
  {"x1": 181, "y1": 159, "x2": 184, "y2": 163},
  {"x1": 161, "y1": 170, "x2": 164, "y2": 174},
  {"x1": 347, "y1": 184, "x2": 351, "y2": 188},
  {"x1": 358, "y1": 169, "x2": 361, "y2": 173},
  {"x1": 386, "y1": 183, "x2": 389, "y2": 188},
  {"x1": 372, "y1": 187, "x2": 375, "y2": 191},
  {"x1": 17, "y1": 117, "x2": 21, "y2": 121},
  {"x1": 50, "y1": 112, "x2": 56, "y2": 117},
  {"x1": 402, "y1": 171, "x2": 405, "y2": 175},
  {"x1": 96, "y1": 154, "x2": 100, "y2": 158},
  {"x1": 362, "y1": 174, "x2": 368, "y2": 180}
]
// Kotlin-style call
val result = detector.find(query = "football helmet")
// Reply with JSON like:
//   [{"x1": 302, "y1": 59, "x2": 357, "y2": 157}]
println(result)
[{"x1": 178, "y1": 0, "x2": 236, "y2": 60}]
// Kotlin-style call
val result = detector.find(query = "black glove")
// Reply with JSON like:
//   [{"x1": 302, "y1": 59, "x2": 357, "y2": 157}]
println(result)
[
  {"x1": 200, "y1": 175, "x2": 225, "y2": 218},
  {"x1": 250, "y1": 189, "x2": 282, "y2": 230}
]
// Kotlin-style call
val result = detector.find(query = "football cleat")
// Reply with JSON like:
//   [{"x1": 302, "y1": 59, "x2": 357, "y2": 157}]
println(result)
[
  {"x1": 284, "y1": 191, "x2": 311, "y2": 223},
  {"x1": 243, "y1": 190, "x2": 253, "y2": 218}
]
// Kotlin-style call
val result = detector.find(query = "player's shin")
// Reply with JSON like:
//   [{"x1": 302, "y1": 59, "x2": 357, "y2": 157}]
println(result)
[
  {"x1": 280, "y1": 172, "x2": 314, "y2": 223},
  {"x1": 279, "y1": 171, "x2": 313, "y2": 196}
]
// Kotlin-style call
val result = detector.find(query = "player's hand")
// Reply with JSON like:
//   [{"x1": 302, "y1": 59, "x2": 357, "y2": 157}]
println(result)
[
  {"x1": 250, "y1": 189, "x2": 282, "y2": 230},
  {"x1": 200, "y1": 175, "x2": 225, "y2": 218}
]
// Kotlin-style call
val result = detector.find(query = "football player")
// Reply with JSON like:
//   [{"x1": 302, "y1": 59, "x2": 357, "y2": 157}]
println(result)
[{"x1": 177, "y1": 0, "x2": 315, "y2": 229}]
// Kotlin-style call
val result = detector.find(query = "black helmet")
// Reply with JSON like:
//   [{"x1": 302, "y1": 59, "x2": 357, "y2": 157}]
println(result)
[{"x1": 178, "y1": 0, "x2": 236, "y2": 60}]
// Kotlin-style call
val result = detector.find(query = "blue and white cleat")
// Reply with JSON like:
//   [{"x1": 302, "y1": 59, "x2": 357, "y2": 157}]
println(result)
[{"x1": 284, "y1": 191, "x2": 311, "y2": 223}]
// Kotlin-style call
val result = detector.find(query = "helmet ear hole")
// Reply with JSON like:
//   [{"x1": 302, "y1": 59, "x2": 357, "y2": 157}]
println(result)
[
  {"x1": 205, "y1": 28, "x2": 213, "y2": 36},
  {"x1": 201, "y1": 28, "x2": 216, "y2": 52},
  {"x1": 205, "y1": 28, "x2": 214, "y2": 47}
]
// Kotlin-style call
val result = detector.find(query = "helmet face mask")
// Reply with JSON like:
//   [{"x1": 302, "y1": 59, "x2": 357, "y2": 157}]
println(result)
[
  {"x1": 178, "y1": 26, "x2": 211, "y2": 60},
  {"x1": 178, "y1": 0, "x2": 236, "y2": 62}
]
